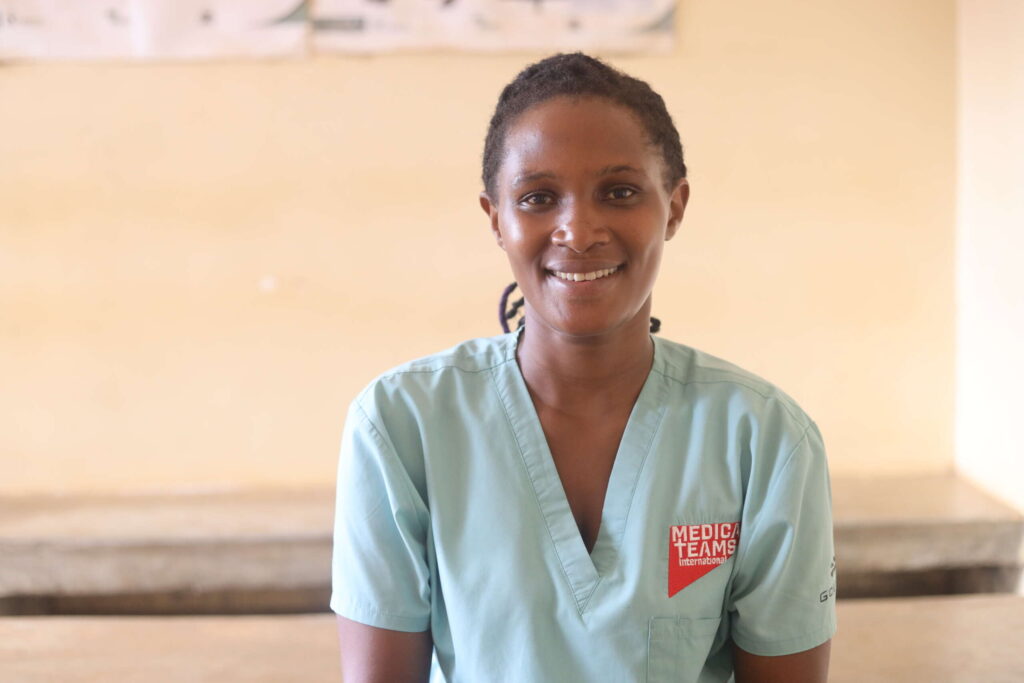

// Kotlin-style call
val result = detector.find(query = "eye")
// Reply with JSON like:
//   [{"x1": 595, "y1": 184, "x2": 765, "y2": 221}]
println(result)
[
  {"x1": 519, "y1": 192, "x2": 555, "y2": 208},
  {"x1": 606, "y1": 186, "x2": 639, "y2": 201}
]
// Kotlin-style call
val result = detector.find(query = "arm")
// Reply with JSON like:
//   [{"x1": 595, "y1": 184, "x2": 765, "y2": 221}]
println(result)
[
  {"x1": 728, "y1": 420, "x2": 837, "y2": 677},
  {"x1": 332, "y1": 400, "x2": 434, "y2": 681},
  {"x1": 733, "y1": 639, "x2": 831, "y2": 683},
  {"x1": 336, "y1": 615, "x2": 433, "y2": 683}
]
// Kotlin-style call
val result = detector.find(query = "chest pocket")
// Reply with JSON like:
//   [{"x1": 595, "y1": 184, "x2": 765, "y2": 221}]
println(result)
[{"x1": 647, "y1": 616, "x2": 723, "y2": 683}]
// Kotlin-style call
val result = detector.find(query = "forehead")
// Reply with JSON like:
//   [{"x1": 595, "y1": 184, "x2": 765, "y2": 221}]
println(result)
[{"x1": 499, "y1": 96, "x2": 663, "y2": 187}]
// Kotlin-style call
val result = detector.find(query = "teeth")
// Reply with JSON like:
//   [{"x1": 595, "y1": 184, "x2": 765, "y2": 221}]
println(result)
[{"x1": 552, "y1": 267, "x2": 619, "y2": 282}]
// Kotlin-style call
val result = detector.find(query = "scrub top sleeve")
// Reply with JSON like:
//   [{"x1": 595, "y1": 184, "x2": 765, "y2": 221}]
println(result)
[
  {"x1": 330, "y1": 398, "x2": 432, "y2": 632},
  {"x1": 727, "y1": 420, "x2": 837, "y2": 656}
]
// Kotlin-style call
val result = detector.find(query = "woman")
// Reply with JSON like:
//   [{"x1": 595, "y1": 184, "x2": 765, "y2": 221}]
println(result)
[{"x1": 333, "y1": 53, "x2": 836, "y2": 682}]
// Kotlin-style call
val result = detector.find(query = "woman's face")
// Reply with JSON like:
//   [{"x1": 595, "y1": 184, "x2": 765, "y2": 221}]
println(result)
[{"x1": 480, "y1": 96, "x2": 688, "y2": 339}]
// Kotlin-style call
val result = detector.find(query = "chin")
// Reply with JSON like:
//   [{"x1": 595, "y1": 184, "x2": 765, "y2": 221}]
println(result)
[
  {"x1": 547, "y1": 316, "x2": 632, "y2": 339},
  {"x1": 528, "y1": 300, "x2": 651, "y2": 339}
]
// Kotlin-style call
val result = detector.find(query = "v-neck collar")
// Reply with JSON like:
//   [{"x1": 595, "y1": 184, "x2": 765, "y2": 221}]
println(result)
[{"x1": 491, "y1": 328, "x2": 669, "y2": 614}]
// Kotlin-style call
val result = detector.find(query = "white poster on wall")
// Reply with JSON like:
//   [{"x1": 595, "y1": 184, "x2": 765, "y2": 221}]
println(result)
[
  {"x1": 0, "y1": 0, "x2": 308, "y2": 60},
  {"x1": 312, "y1": 0, "x2": 676, "y2": 54},
  {"x1": 0, "y1": 0, "x2": 674, "y2": 60}
]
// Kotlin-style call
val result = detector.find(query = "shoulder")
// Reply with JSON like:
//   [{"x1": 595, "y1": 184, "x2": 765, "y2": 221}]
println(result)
[
  {"x1": 651, "y1": 336, "x2": 822, "y2": 486},
  {"x1": 352, "y1": 333, "x2": 515, "y2": 424},
  {"x1": 653, "y1": 335, "x2": 814, "y2": 432},
  {"x1": 374, "y1": 334, "x2": 514, "y2": 378},
  {"x1": 341, "y1": 334, "x2": 517, "y2": 494}
]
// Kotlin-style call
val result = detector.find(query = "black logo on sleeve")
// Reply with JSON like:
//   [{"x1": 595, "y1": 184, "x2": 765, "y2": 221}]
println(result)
[{"x1": 819, "y1": 555, "x2": 837, "y2": 603}]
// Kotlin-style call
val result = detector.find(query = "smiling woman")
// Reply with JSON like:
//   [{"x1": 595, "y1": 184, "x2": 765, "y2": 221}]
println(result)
[{"x1": 332, "y1": 53, "x2": 835, "y2": 683}]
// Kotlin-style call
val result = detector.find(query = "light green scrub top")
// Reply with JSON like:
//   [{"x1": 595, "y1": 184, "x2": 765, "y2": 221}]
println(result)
[{"x1": 331, "y1": 330, "x2": 837, "y2": 683}]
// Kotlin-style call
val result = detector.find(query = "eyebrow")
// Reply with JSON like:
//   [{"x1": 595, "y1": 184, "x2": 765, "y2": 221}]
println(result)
[
  {"x1": 511, "y1": 164, "x2": 644, "y2": 187},
  {"x1": 511, "y1": 171, "x2": 557, "y2": 187},
  {"x1": 599, "y1": 164, "x2": 644, "y2": 176}
]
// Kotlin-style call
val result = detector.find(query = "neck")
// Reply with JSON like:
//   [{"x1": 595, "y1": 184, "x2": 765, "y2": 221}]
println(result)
[{"x1": 515, "y1": 307, "x2": 655, "y2": 417}]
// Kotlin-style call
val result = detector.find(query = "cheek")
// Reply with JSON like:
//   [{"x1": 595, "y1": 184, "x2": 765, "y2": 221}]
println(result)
[
  {"x1": 499, "y1": 216, "x2": 548, "y2": 264},
  {"x1": 497, "y1": 207, "x2": 538, "y2": 245},
  {"x1": 633, "y1": 239, "x2": 667, "y2": 285},
  {"x1": 498, "y1": 235, "x2": 540, "y2": 288}
]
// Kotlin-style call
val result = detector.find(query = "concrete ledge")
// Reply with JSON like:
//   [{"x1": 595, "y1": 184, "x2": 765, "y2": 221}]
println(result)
[
  {"x1": 0, "y1": 475, "x2": 1020, "y2": 613},
  {"x1": 0, "y1": 594, "x2": 1021, "y2": 681},
  {"x1": 0, "y1": 490, "x2": 333, "y2": 607},
  {"x1": 832, "y1": 474, "x2": 1023, "y2": 597},
  {"x1": 832, "y1": 475, "x2": 1024, "y2": 571}
]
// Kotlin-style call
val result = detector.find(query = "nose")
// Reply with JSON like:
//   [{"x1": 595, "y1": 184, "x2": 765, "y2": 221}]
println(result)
[{"x1": 551, "y1": 200, "x2": 609, "y2": 253}]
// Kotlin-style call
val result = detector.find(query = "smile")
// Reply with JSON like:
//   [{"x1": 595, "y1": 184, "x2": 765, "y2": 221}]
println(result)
[{"x1": 550, "y1": 266, "x2": 620, "y2": 282}]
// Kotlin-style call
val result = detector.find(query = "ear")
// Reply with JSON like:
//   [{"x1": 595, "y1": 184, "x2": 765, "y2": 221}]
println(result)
[
  {"x1": 665, "y1": 178, "x2": 689, "y2": 241},
  {"x1": 479, "y1": 192, "x2": 505, "y2": 250}
]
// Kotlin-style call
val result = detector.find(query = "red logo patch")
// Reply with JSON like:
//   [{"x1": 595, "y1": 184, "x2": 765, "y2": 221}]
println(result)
[{"x1": 668, "y1": 522, "x2": 741, "y2": 597}]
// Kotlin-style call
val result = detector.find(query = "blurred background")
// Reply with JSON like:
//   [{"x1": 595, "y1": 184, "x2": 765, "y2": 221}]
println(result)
[
  {"x1": 2, "y1": 0, "x2": 1020, "y2": 500},
  {"x1": 1, "y1": 0, "x2": 1022, "y2": 680}
]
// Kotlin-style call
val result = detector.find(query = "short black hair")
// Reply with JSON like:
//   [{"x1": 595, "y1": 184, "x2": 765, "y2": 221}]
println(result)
[{"x1": 481, "y1": 52, "x2": 687, "y2": 199}]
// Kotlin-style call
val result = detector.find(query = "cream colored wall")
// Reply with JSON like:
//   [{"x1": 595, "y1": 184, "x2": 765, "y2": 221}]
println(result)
[
  {"x1": 0, "y1": 0, "x2": 956, "y2": 494},
  {"x1": 956, "y1": 0, "x2": 1024, "y2": 513}
]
